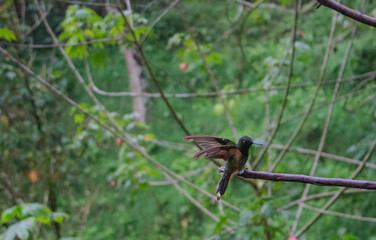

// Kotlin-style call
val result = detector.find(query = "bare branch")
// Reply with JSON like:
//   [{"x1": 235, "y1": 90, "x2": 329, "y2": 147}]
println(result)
[
  {"x1": 5, "y1": 37, "x2": 115, "y2": 48},
  {"x1": 56, "y1": 0, "x2": 119, "y2": 7},
  {"x1": 221, "y1": 168, "x2": 376, "y2": 190},
  {"x1": 295, "y1": 136, "x2": 376, "y2": 237},
  {"x1": 119, "y1": 7, "x2": 193, "y2": 138},
  {"x1": 252, "y1": 0, "x2": 299, "y2": 169},
  {"x1": 316, "y1": 0, "x2": 376, "y2": 27},
  {"x1": 72, "y1": 70, "x2": 376, "y2": 98},
  {"x1": 278, "y1": 189, "x2": 372, "y2": 212},
  {"x1": 141, "y1": 0, "x2": 181, "y2": 43},
  {"x1": 262, "y1": 8, "x2": 338, "y2": 178},
  {"x1": 292, "y1": 7, "x2": 361, "y2": 234},
  {"x1": 0, "y1": 45, "x2": 240, "y2": 214},
  {"x1": 303, "y1": 204, "x2": 376, "y2": 223},
  {"x1": 270, "y1": 144, "x2": 376, "y2": 170},
  {"x1": 178, "y1": 7, "x2": 239, "y2": 139}
]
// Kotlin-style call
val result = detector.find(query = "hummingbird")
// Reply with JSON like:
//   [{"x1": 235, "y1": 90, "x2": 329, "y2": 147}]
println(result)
[{"x1": 183, "y1": 135, "x2": 262, "y2": 200}]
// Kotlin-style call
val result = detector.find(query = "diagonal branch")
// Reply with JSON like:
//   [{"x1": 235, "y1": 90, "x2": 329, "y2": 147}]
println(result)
[
  {"x1": 252, "y1": 0, "x2": 299, "y2": 169},
  {"x1": 0, "y1": 45, "x2": 240, "y2": 214},
  {"x1": 316, "y1": 0, "x2": 376, "y2": 27},
  {"x1": 141, "y1": 0, "x2": 181, "y2": 43},
  {"x1": 263, "y1": 8, "x2": 338, "y2": 178},
  {"x1": 295, "y1": 137, "x2": 376, "y2": 237},
  {"x1": 177, "y1": 6, "x2": 240, "y2": 140},
  {"x1": 118, "y1": 7, "x2": 192, "y2": 137},
  {"x1": 292, "y1": 7, "x2": 361, "y2": 234}
]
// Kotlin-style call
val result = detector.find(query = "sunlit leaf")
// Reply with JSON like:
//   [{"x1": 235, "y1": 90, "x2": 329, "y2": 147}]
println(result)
[
  {"x1": 1, "y1": 205, "x2": 22, "y2": 223},
  {"x1": 0, "y1": 28, "x2": 17, "y2": 42}
]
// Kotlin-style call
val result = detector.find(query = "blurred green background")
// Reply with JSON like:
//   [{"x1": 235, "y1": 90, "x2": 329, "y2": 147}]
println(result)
[{"x1": 1, "y1": 0, "x2": 376, "y2": 239}]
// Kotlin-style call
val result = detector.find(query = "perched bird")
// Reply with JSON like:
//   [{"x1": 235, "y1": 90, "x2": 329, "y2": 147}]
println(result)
[{"x1": 183, "y1": 135, "x2": 262, "y2": 200}]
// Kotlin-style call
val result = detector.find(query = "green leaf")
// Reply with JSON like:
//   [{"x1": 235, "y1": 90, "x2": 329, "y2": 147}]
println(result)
[
  {"x1": 37, "y1": 215, "x2": 51, "y2": 224},
  {"x1": 183, "y1": 37, "x2": 196, "y2": 51},
  {"x1": 75, "y1": 9, "x2": 91, "y2": 19},
  {"x1": 280, "y1": 0, "x2": 292, "y2": 5},
  {"x1": 167, "y1": 33, "x2": 185, "y2": 49},
  {"x1": 0, "y1": 28, "x2": 17, "y2": 42},
  {"x1": 1, "y1": 205, "x2": 22, "y2": 223},
  {"x1": 90, "y1": 50, "x2": 109, "y2": 67},
  {"x1": 50, "y1": 212, "x2": 68, "y2": 223},
  {"x1": 21, "y1": 203, "x2": 52, "y2": 218},
  {"x1": 214, "y1": 216, "x2": 228, "y2": 233},
  {"x1": 260, "y1": 203, "x2": 275, "y2": 219},
  {"x1": 205, "y1": 52, "x2": 222, "y2": 65},
  {"x1": 342, "y1": 234, "x2": 359, "y2": 240},
  {"x1": 240, "y1": 210, "x2": 253, "y2": 225},
  {"x1": 74, "y1": 113, "x2": 85, "y2": 123},
  {"x1": 1, "y1": 218, "x2": 36, "y2": 240}
]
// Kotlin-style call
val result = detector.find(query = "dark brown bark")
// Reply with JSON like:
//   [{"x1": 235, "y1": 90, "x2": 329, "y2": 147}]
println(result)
[
  {"x1": 317, "y1": 0, "x2": 376, "y2": 27},
  {"x1": 218, "y1": 168, "x2": 376, "y2": 190}
]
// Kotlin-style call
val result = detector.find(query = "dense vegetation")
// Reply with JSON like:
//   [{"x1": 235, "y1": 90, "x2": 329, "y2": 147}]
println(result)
[{"x1": 1, "y1": 0, "x2": 376, "y2": 239}]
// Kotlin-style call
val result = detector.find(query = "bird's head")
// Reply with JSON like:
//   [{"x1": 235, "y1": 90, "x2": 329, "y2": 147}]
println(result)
[{"x1": 237, "y1": 136, "x2": 262, "y2": 149}]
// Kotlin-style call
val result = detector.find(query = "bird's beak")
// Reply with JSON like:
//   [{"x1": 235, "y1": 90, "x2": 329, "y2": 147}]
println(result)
[{"x1": 253, "y1": 142, "x2": 263, "y2": 146}]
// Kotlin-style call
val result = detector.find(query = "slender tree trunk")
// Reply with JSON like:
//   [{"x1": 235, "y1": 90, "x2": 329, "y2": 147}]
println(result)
[{"x1": 123, "y1": 48, "x2": 147, "y2": 123}]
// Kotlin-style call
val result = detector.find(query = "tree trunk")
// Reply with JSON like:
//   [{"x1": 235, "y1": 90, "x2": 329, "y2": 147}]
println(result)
[{"x1": 123, "y1": 48, "x2": 147, "y2": 123}]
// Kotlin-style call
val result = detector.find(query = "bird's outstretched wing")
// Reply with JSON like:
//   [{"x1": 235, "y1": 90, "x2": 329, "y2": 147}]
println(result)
[
  {"x1": 183, "y1": 135, "x2": 236, "y2": 148},
  {"x1": 183, "y1": 135, "x2": 240, "y2": 161}
]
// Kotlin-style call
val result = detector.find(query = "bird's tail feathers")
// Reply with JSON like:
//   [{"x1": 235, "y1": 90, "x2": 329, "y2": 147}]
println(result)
[{"x1": 216, "y1": 174, "x2": 231, "y2": 201}]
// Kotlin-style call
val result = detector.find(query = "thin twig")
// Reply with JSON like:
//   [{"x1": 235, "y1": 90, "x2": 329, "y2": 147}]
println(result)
[
  {"x1": 295, "y1": 136, "x2": 376, "y2": 237},
  {"x1": 118, "y1": 7, "x2": 192, "y2": 137},
  {"x1": 56, "y1": 0, "x2": 119, "y2": 7},
  {"x1": 25, "y1": 3, "x2": 53, "y2": 36},
  {"x1": 302, "y1": 204, "x2": 376, "y2": 223},
  {"x1": 252, "y1": 0, "x2": 299, "y2": 169},
  {"x1": 178, "y1": 7, "x2": 239, "y2": 139},
  {"x1": 270, "y1": 144, "x2": 376, "y2": 170},
  {"x1": 255, "y1": 76, "x2": 376, "y2": 140},
  {"x1": 27, "y1": 1, "x2": 241, "y2": 215},
  {"x1": 292, "y1": 11, "x2": 360, "y2": 235},
  {"x1": 264, "y1": 8, "x2": 338, "y2": 179},
  {"x1": 278, "y1": 189, "x2": 372, "y2": 212},
  {"x1": 79, "y1": 70, "x2": 375, "y2": 98},
  {"x1": 4, "y1": 37, "x2": 116, "y2": 48},
  {"x1": 0, "y1": 46, "x2": 241, "y2": 214},
  {"x1": 141, "y1": 0, "x2": 181, "y2": 43},
  {"x1": 160, "y1": 171, "x2": 221, "y2": 222},
  {"x1": 146, "y1": 165, "x2": 212, "y2": 185}
]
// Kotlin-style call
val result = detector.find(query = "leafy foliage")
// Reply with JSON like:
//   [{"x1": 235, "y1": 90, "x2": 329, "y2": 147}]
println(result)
[{"x1": 0, "y1": 204, "x2": 67, "y2": 240}]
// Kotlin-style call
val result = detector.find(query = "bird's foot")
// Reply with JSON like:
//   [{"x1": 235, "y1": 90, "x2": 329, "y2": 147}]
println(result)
[
  {"x1": 218, "y1": 166, "x2": 225, "y2": 173},
  {"x1": 238, "y1": 168, "x2": 248, "y2": 176}
]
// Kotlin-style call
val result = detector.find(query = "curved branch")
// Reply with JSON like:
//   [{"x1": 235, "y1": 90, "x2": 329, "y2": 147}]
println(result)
[
  {"x1": 316, "y1": 0, "x2": 376, "y2": 28},
  {"x1": 219, "y1": 168, "x2": 376, "y2": 190}
]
